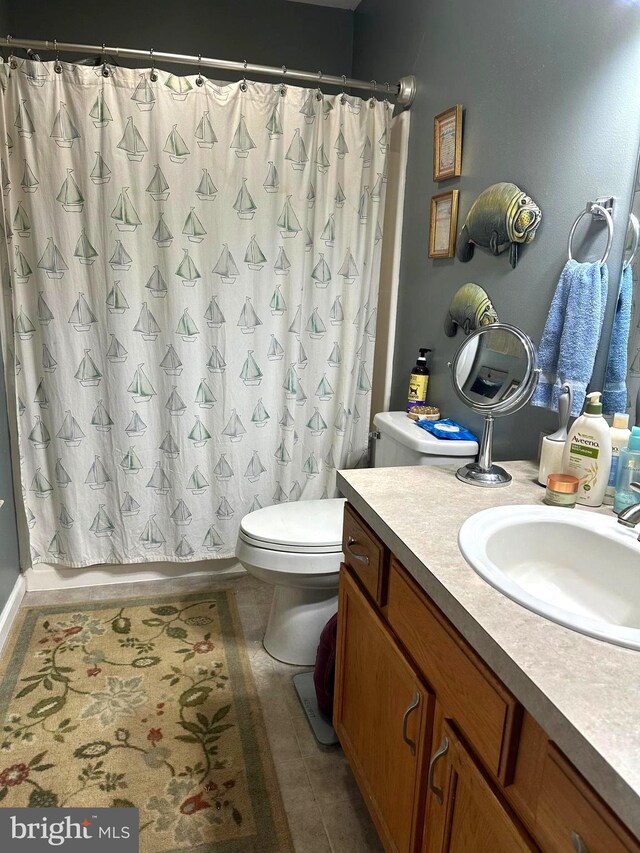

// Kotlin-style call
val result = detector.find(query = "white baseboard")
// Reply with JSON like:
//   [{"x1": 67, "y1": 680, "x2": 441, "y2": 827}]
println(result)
[
  {"x1": 24, "y1": 558, "x2": 246, "y2": 592},
  {"x1": 0, "y1": 574, "x2": 26, "y2": 654}
]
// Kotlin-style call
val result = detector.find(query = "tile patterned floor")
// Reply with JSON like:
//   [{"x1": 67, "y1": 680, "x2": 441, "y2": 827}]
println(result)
[{"x1": 20, "y1": 574, "x2": 384, "y2": 853}]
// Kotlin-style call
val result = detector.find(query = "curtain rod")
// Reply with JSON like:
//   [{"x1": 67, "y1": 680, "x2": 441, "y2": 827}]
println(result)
[{"x1": 3, "y1": 36, "x2": 417, "y2": 108}]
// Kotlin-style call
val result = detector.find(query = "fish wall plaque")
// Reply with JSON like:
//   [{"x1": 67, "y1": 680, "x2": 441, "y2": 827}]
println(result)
[
  {"x1": 457, "y1": 182, "x2": 542, "y2": 268},
  {"x1": 444, "y1": 282, "x2": 499, "y2": 337}
]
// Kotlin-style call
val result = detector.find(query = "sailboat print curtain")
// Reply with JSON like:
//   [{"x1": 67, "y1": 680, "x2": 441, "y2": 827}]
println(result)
[{"x1": 0, "y1": 58, "x2": 390, "y2": 566}]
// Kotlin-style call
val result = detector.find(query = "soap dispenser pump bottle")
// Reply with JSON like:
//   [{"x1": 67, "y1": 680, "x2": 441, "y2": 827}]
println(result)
[
  {"x1": 562, "y1": 391, "x2": 611, "y2": 507},
  {"x1": 407, "y1": 348, "x2": 431, "y2": 412}
]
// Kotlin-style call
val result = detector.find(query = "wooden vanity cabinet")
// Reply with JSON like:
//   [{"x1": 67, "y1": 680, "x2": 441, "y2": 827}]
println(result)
[
  {"x1": 334, "y1": 503, "x2": 640, "y2": 853},
  {"x1": 423, "y1": 707, "x2": 537, "y2": 852},
  {"x1": 386, "y1": 556, "x2": 522, "y2": 783},
  {"x1": 334, "y1": 565, "x2": 434, "y2": 853}
]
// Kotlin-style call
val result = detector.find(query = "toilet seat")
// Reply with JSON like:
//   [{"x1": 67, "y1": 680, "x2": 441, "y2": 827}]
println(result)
[
  {"x1": 238, "y1": 530, "x2": 342, "y2": 554},
  {"x1": 236, "y1": 536, "x2": 343, "y2": 577},
  {"x1": 239, "y1": 497, "x2": 345, "y2": 553}
]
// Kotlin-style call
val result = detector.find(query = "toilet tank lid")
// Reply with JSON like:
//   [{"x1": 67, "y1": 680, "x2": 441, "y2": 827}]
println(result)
[
  {"x1": 373, "y1": 411, "x2": 478, "y2": 456},
  {"x1": 240, "y1": 498, "x2": 346, "y2": 549}
]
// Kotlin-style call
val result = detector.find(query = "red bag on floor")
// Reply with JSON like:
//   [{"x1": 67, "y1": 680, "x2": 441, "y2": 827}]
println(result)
[{"x1": 313, "y1": 613, "x2": 338, "y2": 718}]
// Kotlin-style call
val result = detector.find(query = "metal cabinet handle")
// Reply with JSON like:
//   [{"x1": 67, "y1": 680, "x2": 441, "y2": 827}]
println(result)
[
  {"x1": 401, "y1": 691, "x2": 420, "y2": 756},
  {"x1": 571, "y1": 831, "x2": 588, "y2": 853},
  {"x1": 427, "y1": 735, "x2": 450, "y2": 805},
  {"x1": 346, "y1": 536, "x2": 370, "y2": 564}
]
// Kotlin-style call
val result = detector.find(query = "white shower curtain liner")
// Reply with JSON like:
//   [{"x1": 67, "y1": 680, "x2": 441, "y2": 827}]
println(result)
[{"x1": 0, "y1": 58, "x2": 391, "y2": 567}]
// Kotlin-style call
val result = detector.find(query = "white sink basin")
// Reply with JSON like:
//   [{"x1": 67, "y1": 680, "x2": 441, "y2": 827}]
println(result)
[{"x1": 458, "y1": 505, "x2": 640, "y2": 651}]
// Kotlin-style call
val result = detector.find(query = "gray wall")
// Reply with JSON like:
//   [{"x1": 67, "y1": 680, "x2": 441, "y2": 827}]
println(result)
[
  {"x1": 353, "y1": 0, "x2": 640, "y2": 459},
  {"x1": 6, "y1": 0, "x2": 354, "y2": 82}
]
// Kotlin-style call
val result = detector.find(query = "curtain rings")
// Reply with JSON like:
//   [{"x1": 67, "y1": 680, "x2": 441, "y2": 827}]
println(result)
[
  {"x1": 340, "y1": 74, "x2": 347, "y2": 106},
  {"x1": 196, "y1": 53, "x2": 204, "y2": 86},
  {"x1": 280, "y1": 65, "x2": 287, "y2": 96},
  {"x1": 54, "y1": 39, "x2": 62, "y2": 74},
  {"x1": 101, "y1": 43, "x2": 110, "y2": 77},
  {"x1": 384, "y1": 81, "x2": 391, "y2": 111},
  {"x1": 369, "y1": 79, "x2": 377, "y2": 108},
  {"x1": 149, "y1": 48, "x2": 158, "y2": 82},
  {"x1": 316, "y1": 70, "x2": 323, "y2": 101},
  {"x1": 240, "y1": 59, "x2": 248, "y2": 92},
  {"x1": 6, "y1": 35, "x2": 16, "y2": 70}
]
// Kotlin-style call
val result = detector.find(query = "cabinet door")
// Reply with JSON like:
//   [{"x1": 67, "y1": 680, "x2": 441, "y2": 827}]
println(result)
[
  {"x1": 334, "y1": 566, "x2": 433, "y2": 853},
  {"x1": 423, "y1": 712, "x2": 538, "y2": 853}
]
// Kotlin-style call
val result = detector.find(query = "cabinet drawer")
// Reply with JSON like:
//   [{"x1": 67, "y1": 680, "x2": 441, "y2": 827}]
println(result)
[
  {"x1": 387, "y1": 559, "x2": 521, "y2": 782},
  {"x1": 342, "y1": 504, "x2": 387, "y2": 605},
  {"x1": 536, "y1": 745, "x2": 639, "y2": 853}
]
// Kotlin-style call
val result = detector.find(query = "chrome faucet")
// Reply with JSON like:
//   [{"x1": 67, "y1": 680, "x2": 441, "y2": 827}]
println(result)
[{"x1": 616, "y1": 482, "x2": 640, "y2": 531}]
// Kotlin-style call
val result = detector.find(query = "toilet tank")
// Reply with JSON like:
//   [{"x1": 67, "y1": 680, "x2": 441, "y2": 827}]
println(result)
[{"x1": 372, "y1": 411, "x2": 478, "y2": 467}]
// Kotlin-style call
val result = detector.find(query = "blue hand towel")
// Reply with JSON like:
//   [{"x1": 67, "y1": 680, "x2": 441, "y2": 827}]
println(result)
[
  {"x1": 531, "y1": 259, "x2": 608, "y2": 416},
  {"x1": 602, "y1": 264, "x2": 633, "y2": 414}
]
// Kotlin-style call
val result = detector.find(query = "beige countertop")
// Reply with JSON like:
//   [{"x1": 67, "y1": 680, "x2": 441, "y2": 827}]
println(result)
[{"x1": 336, "y1": 459, "x2": 640, "y2": 838}]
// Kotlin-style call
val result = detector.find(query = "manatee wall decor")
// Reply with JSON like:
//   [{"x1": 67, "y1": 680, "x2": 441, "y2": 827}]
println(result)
[
  {"x1": 457, "y1": 182, "x2": 542, "y2": 268},
  {"x1": 444, "y1": 283, "x2": 499, "y2": 337}
]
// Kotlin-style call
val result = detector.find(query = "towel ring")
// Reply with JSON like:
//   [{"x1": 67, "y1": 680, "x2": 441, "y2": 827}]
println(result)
[
  {"x1": 624, "y1": 212, "x2": 640, "y2": 270},
  {"x1": 567, "y1": 204, "x2": 614, "y2": 265}
]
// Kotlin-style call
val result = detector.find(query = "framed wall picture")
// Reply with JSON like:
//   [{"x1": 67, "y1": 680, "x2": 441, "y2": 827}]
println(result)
[
  {"x1": 434, "y1": 104, "x2": 463, "y2": 181},
  {"x1": 429, "y1": 189, "x2": 459, "y2": 259}
]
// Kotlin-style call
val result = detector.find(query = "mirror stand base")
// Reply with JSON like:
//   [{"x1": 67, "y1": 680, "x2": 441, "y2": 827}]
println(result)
[{"x1": 456, "y1": 462, "x2": 512, "y2": 488}]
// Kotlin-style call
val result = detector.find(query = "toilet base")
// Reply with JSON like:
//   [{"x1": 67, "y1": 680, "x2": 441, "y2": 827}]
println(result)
[{"x1": 263, "y1": 584, "x2": 338, "y2": 665}]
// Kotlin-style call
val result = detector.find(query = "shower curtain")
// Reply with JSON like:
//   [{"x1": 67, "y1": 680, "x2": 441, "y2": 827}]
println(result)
[{"x1": 0, "y1": 58, "x2": 390, "y2": 566}]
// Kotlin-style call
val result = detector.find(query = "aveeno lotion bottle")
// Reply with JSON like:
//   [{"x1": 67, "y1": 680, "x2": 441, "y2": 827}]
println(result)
[{"x1": 562, "y1": 392, "x2": 612, "y2": 507}]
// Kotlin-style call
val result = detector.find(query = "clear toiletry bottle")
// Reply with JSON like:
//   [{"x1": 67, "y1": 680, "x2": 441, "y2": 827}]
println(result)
[
  {"x1": 613, "y1": 426, "x2": 640, "y2": 513},
  {"x1": 604, "y1": 413, "x2": 630, "y2": 506}
]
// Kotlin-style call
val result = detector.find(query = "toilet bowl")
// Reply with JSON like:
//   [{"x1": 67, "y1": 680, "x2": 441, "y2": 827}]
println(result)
[
  {"x1": 236, "y1": 498, "x2": 346, "y2": 665},
  {"x1": 236, "y1": 411, "x2": 479, "y2": 665}
]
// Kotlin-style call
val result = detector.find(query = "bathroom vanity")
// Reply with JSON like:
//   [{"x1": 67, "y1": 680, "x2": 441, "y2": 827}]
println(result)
[{"x1": 335, "y1": 461, "x2": 640, "y2": 852}]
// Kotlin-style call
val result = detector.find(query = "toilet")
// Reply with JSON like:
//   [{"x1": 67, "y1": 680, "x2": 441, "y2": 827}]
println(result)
[{"x1": 236, "y1": 411, "x2": 478, "y2": 664}]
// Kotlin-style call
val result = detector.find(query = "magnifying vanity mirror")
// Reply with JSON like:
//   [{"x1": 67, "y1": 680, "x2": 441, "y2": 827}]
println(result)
[{"x1": 451, "y1": 323, "x2": 540, "y2": 487}]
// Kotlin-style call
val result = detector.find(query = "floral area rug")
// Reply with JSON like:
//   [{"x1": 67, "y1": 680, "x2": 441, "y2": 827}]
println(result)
[{"x1": 0, "y1": 589, "x2": 293, "y2": 852}]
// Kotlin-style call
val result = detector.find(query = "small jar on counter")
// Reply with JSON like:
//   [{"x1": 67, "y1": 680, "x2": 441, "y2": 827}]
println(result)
[{"x1": 544, "y1": 473, "x2": 579, "y2": 508}]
